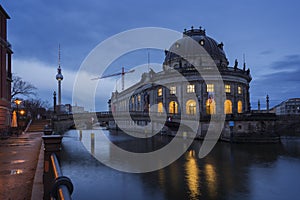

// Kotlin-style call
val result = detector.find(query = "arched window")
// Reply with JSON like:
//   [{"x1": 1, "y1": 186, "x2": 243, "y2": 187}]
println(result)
[
  {"x1": 157, "y1": 102, "x2": 164, "y2": 113},
  {"x1": 169, "y1": 101, "x2": 178, "y2": 114},
  {"x1": 237, "y1": 100, "x2": 243, "y2": 113},
  {"x1": 206, "y1": 98, "x2": 216, "y2": 114},
  {"x1": 224, "y1": 100, "x2": 232, "y2": 114},
  {"x1": 186, "y1": 99, "x2": 197, "y2": 115}
]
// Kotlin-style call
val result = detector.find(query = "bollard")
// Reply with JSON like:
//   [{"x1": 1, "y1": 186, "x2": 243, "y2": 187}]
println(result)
[{"x1": 42, "y1": 135, "x2": 63, "y2": 200}]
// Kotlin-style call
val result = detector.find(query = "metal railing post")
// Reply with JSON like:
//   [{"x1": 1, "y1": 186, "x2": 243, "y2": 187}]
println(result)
[
  {"x1": 42, "y1": 135, "x2": 63, "y2": 200},
  {"x1": 50, "y1": 153, "x2": 73, "y2": 200}
]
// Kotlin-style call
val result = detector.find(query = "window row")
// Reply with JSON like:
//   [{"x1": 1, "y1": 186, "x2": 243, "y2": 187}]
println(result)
[
  {"x1": 131, "y1": 94, "x2": 142, "y2": 104},
  {"x1": 156, "y1": 99, "x2": 243, "y2": 115},
  {"x1": 206, "y1": 99, "x2": 243, "y2": 114},
  {"x1": 157, "y1": 84, "x2": 243, "y2": 96}
]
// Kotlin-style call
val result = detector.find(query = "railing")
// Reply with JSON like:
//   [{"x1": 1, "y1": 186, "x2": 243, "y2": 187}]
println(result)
[
  {"x1": 42, "y1": 135, "x2": 73, "y2": 200},
  {"x1": 23, "y1": 119, "x2": 32, "y2": 133},
  {"x1": 50, "y1": 153, "x2": 73, "y2": 200}
]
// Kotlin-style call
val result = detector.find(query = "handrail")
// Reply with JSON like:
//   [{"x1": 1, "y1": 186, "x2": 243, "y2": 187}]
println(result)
[
  {"x1": 50, "y1": 153, "x2": 73, "y2": 200},
  {"x1": 23, "y1": 119, "x2": 32, "y2": 133}
]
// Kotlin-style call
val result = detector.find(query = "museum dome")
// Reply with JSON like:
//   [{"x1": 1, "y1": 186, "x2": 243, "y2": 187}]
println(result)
[{"x1": 164, "y1": 26, "x2": 229, "y2": 68}]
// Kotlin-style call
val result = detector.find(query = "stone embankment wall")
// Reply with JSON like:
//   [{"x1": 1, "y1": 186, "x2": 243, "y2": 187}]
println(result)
[{"x1": 275, "y1": 115, "x2": 300, "y2": 136}]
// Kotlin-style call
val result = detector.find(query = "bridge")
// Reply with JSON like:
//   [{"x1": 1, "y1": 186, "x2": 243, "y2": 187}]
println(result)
[
  {"x1": 52, "y1": 111, "x2": 206, "y2": 135},
  {"x1": 51, "y1": 111, "x2": 240, "y2": 135},
  {"x1": 51, "y1": 111, "x2": 291, "y2": 143}
]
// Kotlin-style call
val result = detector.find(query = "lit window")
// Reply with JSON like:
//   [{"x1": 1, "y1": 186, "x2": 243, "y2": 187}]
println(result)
[
  {"x1": 158, "y1": 88, "x2": 162, "y2": 96},
  {"x1": 186, "y1": 100, "x2": 197, "y2": 115},
  {"x1": 131, "y1": 97, "x2": 134, "y2": 104},
  {"x1": 238, "y1": 100, "x2": 243, "y2": 113},
  {"x1": 170, "y1": 86, "x2": 176, "y2": 95},
  {"x1": 207, "y1": 84, "x2": 214, "y2": 93},
  {"x1": 225, "y1": 84, "x2": 231, "y2": 93},
  {"x1": 187, "y1": 84, "x2": 195, "y2": 93},
  {"x1": 157, "y1": 102, "x2": 164, "y2": 113},
  {"x1": 238, "y1": 86, "x2": 242, "y2": 94},
  {"x1": 199, "y1": 40, "x2": 205, "y2": 46},
  {"x1": 224, "y1": 100, "x2": 232, "y2": 114},
  {"x1": 169, "y1": 101, "x2": 178, "y2": 114},
  {"x1": 137, "y1": 95, "x2": 141, "y2": 102},
  {"x1": 206, "y1": 98, "x2": 216, "y2": 114}
]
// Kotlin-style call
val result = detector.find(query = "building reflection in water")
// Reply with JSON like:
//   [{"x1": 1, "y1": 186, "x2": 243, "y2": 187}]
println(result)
[
  {"x1": 158, "y1": 168, "x2": 166, "y2": 190},
  {"x1": 205, "y1": 163, "x2": 217, "y2": 199},
  {"x1": 79, "y1": 130, "x2": 82, "y2": 141},
  {"x1": 185, "y1": 150, "x2": 200, "y2": 199},
  {"x1": 91, "y1": 133, "x2": 95, "y2": 155},
  {"x1": 63, "y1": 130, "x2": 300, "y2": 200}
]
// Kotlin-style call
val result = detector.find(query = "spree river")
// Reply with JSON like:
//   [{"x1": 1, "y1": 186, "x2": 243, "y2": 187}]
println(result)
[{"x1": 61, "y1": 129, "x2": 300, "y2": 200}]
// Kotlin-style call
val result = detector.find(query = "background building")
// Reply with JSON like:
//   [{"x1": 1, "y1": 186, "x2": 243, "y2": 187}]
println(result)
[
  {"x1": 0, "y1": 5, "x2": 13, "y2": 131},
  {"x1": 272, "y1": 98, "x2": 300, "y2": 115}
]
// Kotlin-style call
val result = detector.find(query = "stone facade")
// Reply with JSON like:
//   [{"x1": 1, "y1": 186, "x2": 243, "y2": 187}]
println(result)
[{"x1": 110, "y1": 27, "x2": 252, "y2": 117}]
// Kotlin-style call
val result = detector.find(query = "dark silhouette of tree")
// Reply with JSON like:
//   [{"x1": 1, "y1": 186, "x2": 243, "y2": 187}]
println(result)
[
  {"x1": 11, "y1": 75, "x2": 37, "y2": 99},
  {"x1": 21, "y1": 98, "x2": 50, "y2": 119}
]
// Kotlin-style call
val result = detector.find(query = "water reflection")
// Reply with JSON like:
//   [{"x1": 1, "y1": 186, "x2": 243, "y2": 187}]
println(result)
[
  {"x1": 11, "y1": 159, "x2": 26, "y2": 164},
  {"x1": 91, "y1": 133, "x2": 95, "y2": 155},
  {"x1": 204, "y1": 164, "x2": 217, "y2": 199},
  {"x1": 10, "y1": 169, "x2": 23, "y2": 175},
  {"x1": 185, "y1": 150, "x2": 200, "y2": 199},
  {"x1": 61, "y1": 130, "x2": 300, "y2": 200}
]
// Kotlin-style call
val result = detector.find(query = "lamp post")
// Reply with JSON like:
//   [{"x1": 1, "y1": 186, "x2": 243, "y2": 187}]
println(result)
[
  {"x1": 53, "y1": 91, "x2": 57, "y2": 114},
  {"x1": 14, "y1": 98, "x2": 22, "y2": 133}
]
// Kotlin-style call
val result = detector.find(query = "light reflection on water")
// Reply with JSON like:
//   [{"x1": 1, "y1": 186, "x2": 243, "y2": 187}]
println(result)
[
  {"x1": 185, "y1": 150, "x2": 200, "y2": 198},
  {"x1": 61, "y1": 129, "x2": 300, "y2": 200},
  {"x1": 205, "y1": 163, "x2": 217, "y2": 199}
]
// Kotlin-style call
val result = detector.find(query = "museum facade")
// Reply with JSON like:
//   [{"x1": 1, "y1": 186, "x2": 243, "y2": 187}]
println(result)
[{"x1": 109, "y1": 27, "x2": 252, "y2": 118}]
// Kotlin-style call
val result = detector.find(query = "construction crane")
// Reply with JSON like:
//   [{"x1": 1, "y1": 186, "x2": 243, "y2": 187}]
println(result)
[{"x1": 91, "y1": 67, "x2": 135, "y2": 91}]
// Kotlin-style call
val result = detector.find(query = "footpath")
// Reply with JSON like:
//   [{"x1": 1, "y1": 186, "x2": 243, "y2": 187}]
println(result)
[{"x1": 0, "y1": 132, "x2": 44, "y2": 200}]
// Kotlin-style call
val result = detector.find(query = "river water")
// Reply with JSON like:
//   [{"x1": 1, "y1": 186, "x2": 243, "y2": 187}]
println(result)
[{"x1": 61, "y1": 129, "x2": 300, "y2": 200}]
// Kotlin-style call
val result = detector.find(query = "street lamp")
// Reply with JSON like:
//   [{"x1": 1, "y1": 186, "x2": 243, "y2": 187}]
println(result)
[
  {"x1": 20, "y1": 110, "x2": 25, "y2": 116},
  {"x1": 14, "y1": 98, "x2": 22, "y2": 130}
]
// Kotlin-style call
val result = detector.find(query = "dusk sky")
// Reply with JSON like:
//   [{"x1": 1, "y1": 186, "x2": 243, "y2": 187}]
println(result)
[{"x1": 1, "y1": 0, "x2": 300, "y2": 111}]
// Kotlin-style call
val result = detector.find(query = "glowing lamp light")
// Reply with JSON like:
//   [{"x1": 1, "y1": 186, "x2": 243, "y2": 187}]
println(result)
[
  {"x1": 14, "y1": 98, "x2": 22, "y2": 105},
  {"x1": 20, "y1": 110, "x2": 25, "y2": 115}
]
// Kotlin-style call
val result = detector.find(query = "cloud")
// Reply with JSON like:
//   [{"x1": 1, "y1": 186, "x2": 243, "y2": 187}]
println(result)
[
  {"x1": 250, "y1": 55, "x2": 300, "y2": 108},
  {"x1": 259, "y1": 50, "x2": 273, "y2": 55},
  {"x1": 270, "y1": 54, "x2": 300, "y2": 71},
  {"x1": 13, "y1": 58, "x2": 116, "y2": 111}
]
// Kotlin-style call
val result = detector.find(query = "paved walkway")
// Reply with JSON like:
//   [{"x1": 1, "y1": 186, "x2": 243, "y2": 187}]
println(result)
[{"x1": 0, "y1": 132, "x2": 43, "y2": 200}]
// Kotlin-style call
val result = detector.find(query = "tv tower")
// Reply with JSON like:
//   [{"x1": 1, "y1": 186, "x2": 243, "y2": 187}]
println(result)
[{"x1": 56, "y1": 44, "x2": 63, "y2": 105}]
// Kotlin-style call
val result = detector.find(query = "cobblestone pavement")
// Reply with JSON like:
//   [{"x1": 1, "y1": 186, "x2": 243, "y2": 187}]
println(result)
[{"x1": 0, "y1": 132, "x2": 42, "y2": 200}]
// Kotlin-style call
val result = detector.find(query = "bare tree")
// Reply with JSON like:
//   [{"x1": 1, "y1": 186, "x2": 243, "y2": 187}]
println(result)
[
  {"x1": 21, "y1": 98, "x2": 50, "y2": 119},
  {"x1": 11, "y1": 75, "x2": 37, "y2": 99}
]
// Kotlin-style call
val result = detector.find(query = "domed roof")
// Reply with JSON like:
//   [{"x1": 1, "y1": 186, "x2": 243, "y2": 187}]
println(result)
[{"x1": 164, "y1": 26, "x2": 228, "y2": 68}]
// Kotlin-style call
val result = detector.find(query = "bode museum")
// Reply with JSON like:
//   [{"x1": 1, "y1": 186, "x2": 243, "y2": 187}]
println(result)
[{"x1": 108, "y1": 26, "x2": 279, "y2": 141}]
